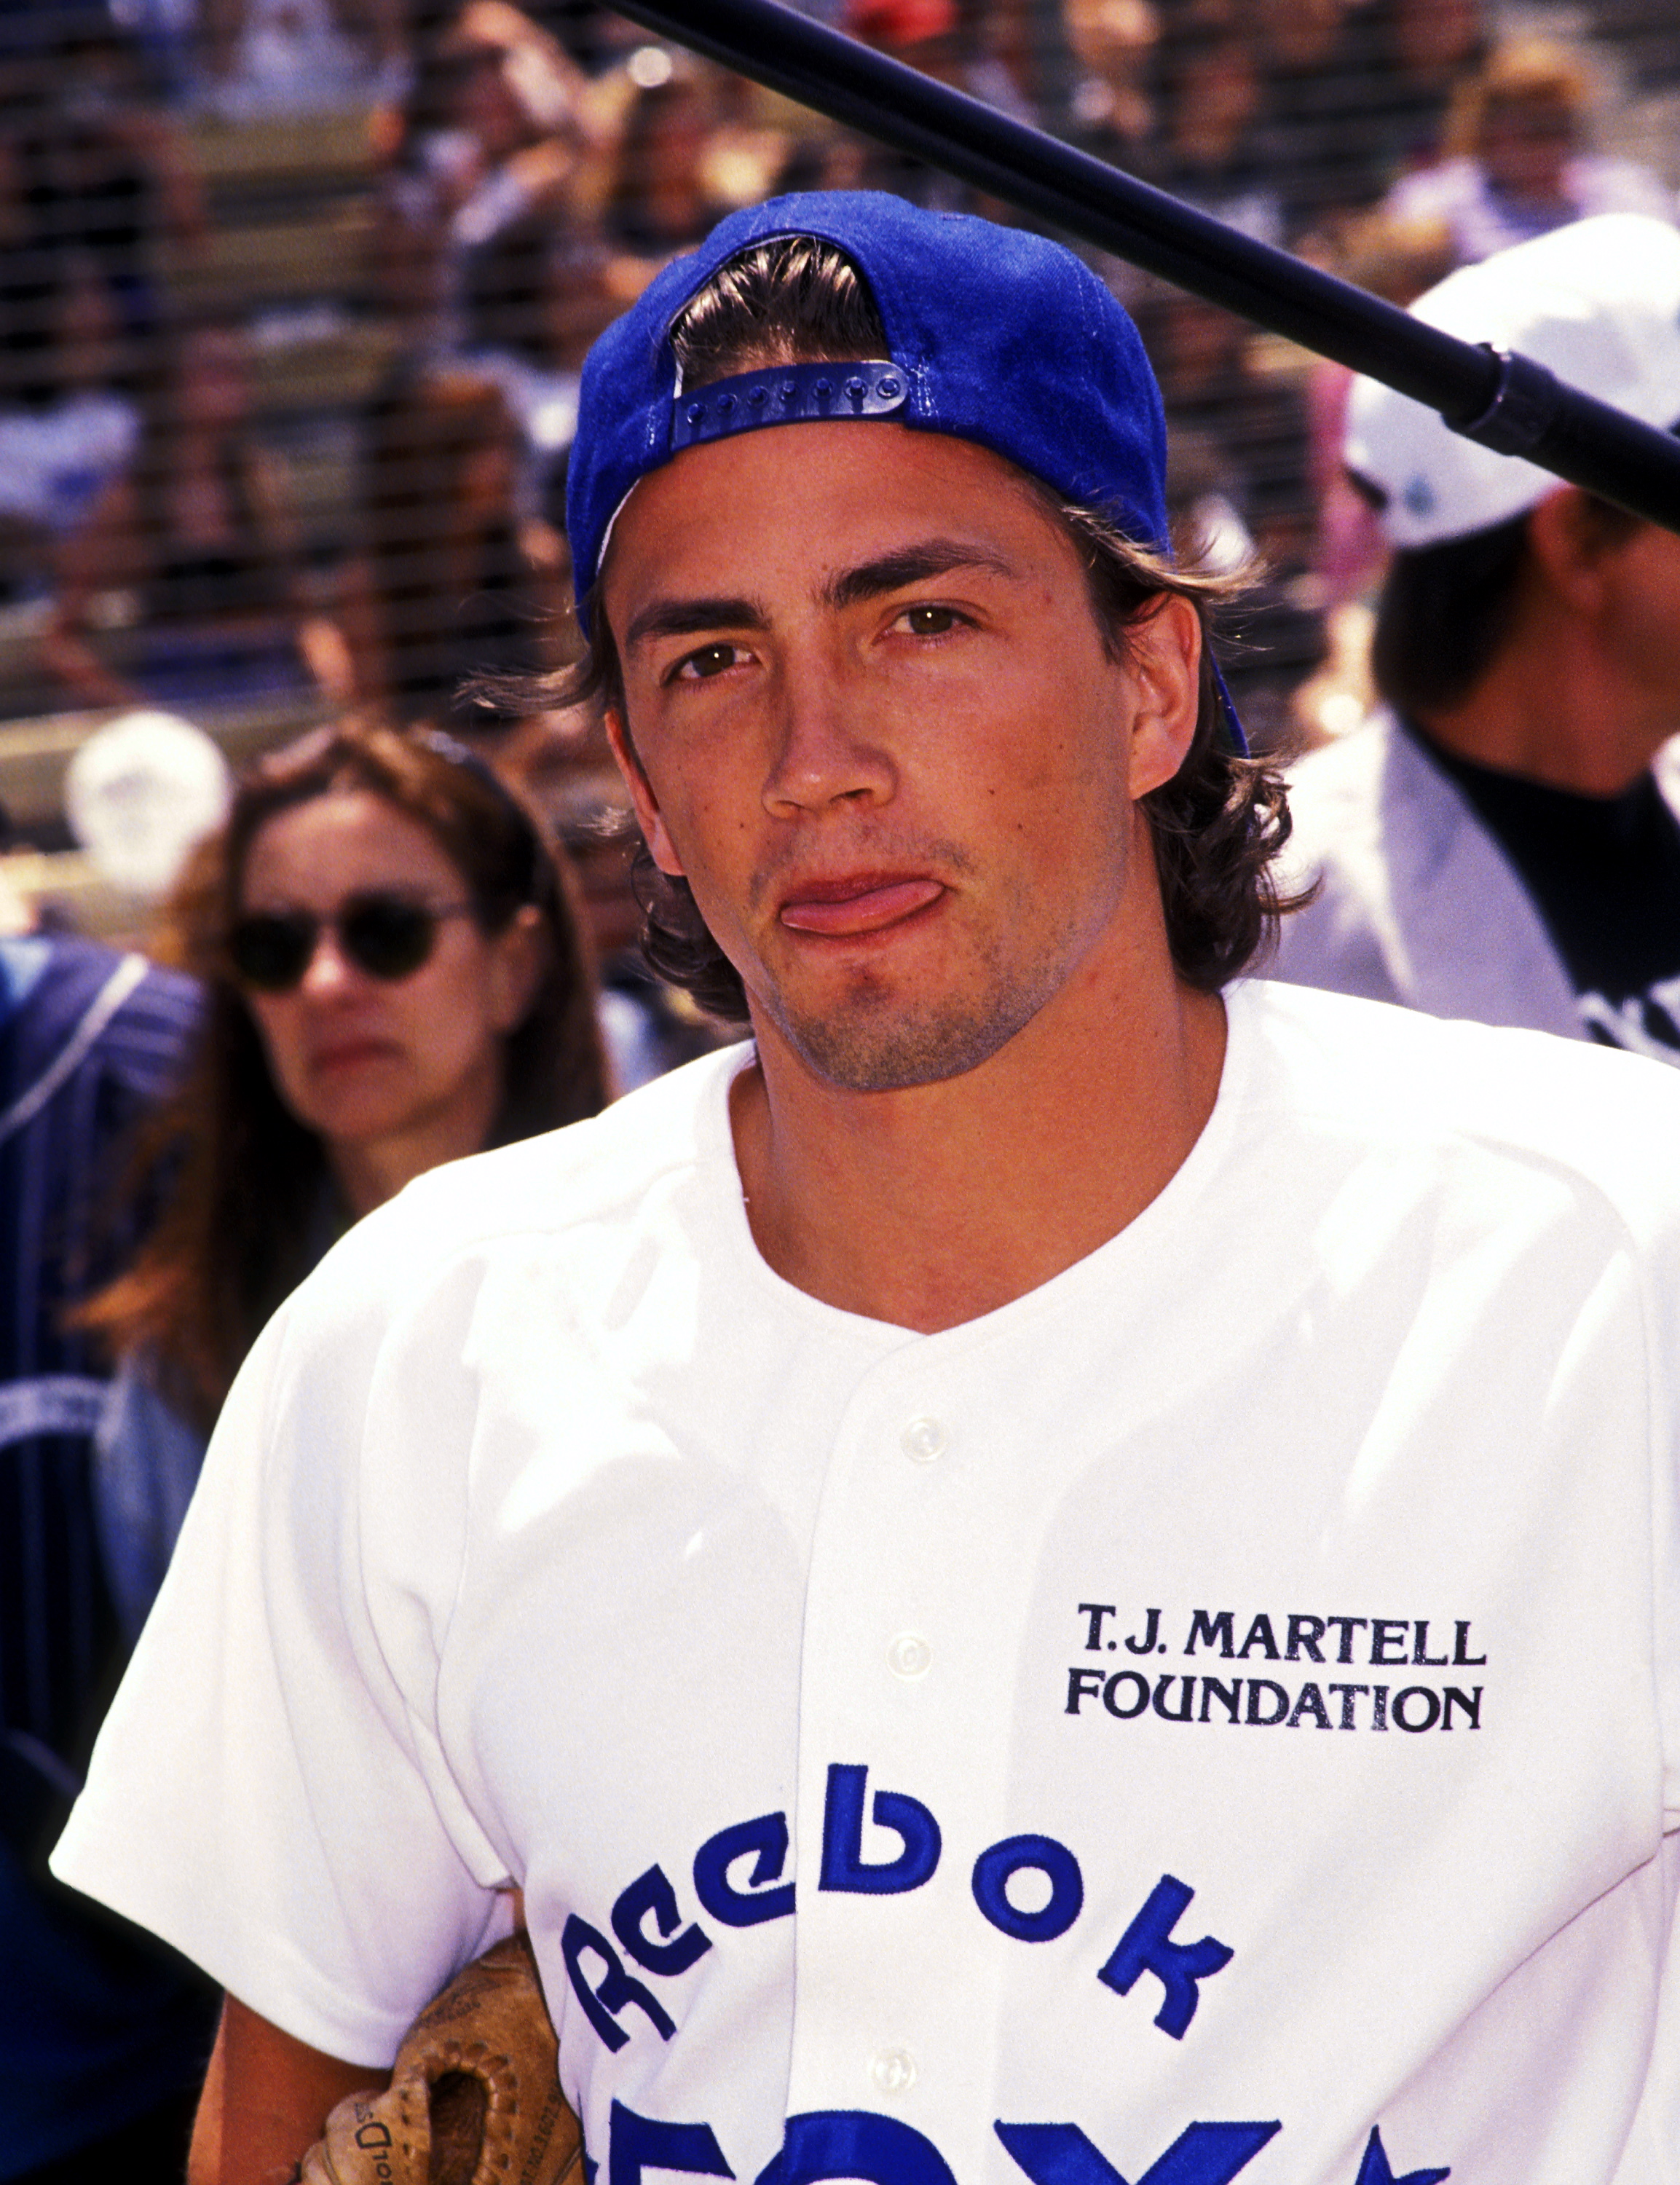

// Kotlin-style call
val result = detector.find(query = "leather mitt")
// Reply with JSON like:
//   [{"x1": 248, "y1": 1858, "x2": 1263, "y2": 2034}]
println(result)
[{"x1": 299, "y1": 1934, "x2": 583, "y2": 2185}]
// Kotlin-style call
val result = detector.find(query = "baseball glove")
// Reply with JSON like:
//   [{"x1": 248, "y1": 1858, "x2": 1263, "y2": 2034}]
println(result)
[{"x1": 299, "y1": 1934, "x2": 583, "y2": 2185}]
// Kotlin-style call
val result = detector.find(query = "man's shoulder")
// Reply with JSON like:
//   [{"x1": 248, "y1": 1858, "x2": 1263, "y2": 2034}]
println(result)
[
  {"x1": 298, "y1": 1042, "x2": 750, "y2": 1318},
  {"x1": 1243, "y1": 979, "x2": 1680, "y2": 1226},
  {"x1": 1281, "y1": 712, "x2": 1453, "y2": 851}
]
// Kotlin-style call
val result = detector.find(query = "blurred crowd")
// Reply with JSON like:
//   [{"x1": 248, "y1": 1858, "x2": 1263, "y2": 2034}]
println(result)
[
  {"x1": 1, "y1": 1, "x2": 1679, "y2": 2173},
  {"x1": 0, "y1": 0, "x2": 1676, "y2": 782}
]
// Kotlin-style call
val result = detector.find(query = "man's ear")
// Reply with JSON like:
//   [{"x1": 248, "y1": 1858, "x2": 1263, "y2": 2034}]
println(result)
[
  {"x1": 1526, "y1": 487, "x2": 1610, "y2": 613},
  {"x1": 1125, "y1": 593, "x2": 1203, "y2": 801},
  {"x1": 605, "y1": 706, "x2": 687, "y2": 878}
]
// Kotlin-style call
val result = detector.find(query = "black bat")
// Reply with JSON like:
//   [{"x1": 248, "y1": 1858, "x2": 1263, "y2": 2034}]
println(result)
[{"x1": 601, "y1": 0, "x2": 1680, "y2": 537}]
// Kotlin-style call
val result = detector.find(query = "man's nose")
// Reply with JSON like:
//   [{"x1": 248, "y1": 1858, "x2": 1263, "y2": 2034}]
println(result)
[{"x1": 760, "y1": 653, "x2": 896, "y2": 817}]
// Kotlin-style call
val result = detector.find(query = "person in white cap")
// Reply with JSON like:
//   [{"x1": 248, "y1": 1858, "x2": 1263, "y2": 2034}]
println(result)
[{"x1": 1275, "y1": 213, "x2": 1680, "y2": 1061}]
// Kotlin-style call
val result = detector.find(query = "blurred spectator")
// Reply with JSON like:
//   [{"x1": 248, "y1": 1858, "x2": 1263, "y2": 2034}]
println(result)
[
  {"x1": 0, "y1": 253, "x2": 141, "y2": 611},
  {"x1": 197, "y1": 0, "x2": 407, "y2": 115},
  {"x1": 371, "y1": 0, "x2": 600, "y2": 343},
  {"x1": 1060, "y1": 0, "x2": 1156, "y2": 170},
  {"x1": 1277, "y1": 216, "x2": 1680, "y2": 1055},
  {"x1": 82, "y1": 720, "x2": 610, "y2": 1611},
  {"x1": 604, "y1": 55, "x2": 725, "y2": 262},
  {"x1": 459, "y1": 217, "x2": 647, "y2": 534},
  {"x1": 843, "y1": 0, "x2": 1034, "y2": 206},
  {"x1": 41, "y1": 320, "x2": 310, "y2": 712},
  {"x1": 1358, "y1": 0, "x2": 1488, "y2": 183},
  {"x1": 1250, "y1": 0, "x2": 1400, "y2": 237},
  {"x1": 1385, "y1": 33, "x2": 1676, "y2": 263},
  {"x1": 0, "y1": 12, "x2": 203, "y2": 361},
  {"x1": 308, "y1": 360, "x2": 569, "y2": 728},
  {"x1": 0, "y1": 927, "x2": 212, "y2": 2184},
  {"x1": 1151, "y1": 1, "x2": 1279, "y2": 246}
]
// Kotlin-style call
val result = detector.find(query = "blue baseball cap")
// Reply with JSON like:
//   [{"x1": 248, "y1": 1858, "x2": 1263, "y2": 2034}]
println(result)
[{"x1": 568, "y1": 189, "x2": 1240, "y2": 749}]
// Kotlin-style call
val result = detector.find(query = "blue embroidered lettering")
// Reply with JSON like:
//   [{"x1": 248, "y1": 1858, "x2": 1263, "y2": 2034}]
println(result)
[
  {"x1": 819, "y1": 1765, "x2": 942, "y2": 1895},
  {"x1": 611, "y1": 1865, "x2": 712, "y2": 1976},
  {"x1": 756, "y1": 2113, "x2": 956, "y2": 2185},
  {"x1": 560, "y1": 1917, "x2": 677, "y2": 2052},
  {"x1": 693, "y1": 1813, "x2": 795, "y2": 1927},
  {"x1": 1096, "y1": 1874, "x2": 1234, "y2": 2037},
  {"x1": 608, "y1": 2101, "x2": 734, "y2": 2185},
  {"x1": 1352, "y1": 2125, "x2": 1450, "y2": 2185},
  {"x1": 995, "y1": 2120, "x2": 1279, "y2": 2185},
  {"x1": 971, "y1": 1834, "x2": 1084, "y2": 1942}
]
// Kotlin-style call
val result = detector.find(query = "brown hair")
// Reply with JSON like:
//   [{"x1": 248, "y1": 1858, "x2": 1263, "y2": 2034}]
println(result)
[
  {"x1": 1444, "y1": 33, "x2": 1596, "y2": 160},
  {"x1": 561, "y1": 233, "x2": 1299, "y2": 1017},
  {"x1": 1370, "y1": 492, "x2": 1644, "y2": 716},
  {"x1": 84, "y1": 719, "x2": 608, "y2": 1431}
]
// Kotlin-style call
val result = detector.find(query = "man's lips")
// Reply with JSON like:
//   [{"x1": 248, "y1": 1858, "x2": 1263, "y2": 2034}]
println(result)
[{"x1": 778, "y1": 877, "x2": 945, "y2": 937}]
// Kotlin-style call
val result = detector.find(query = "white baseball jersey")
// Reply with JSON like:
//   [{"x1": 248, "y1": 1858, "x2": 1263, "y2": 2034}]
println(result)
[{"x1": 54, "y1": 980, "x2": 1680, "y2": 2185}]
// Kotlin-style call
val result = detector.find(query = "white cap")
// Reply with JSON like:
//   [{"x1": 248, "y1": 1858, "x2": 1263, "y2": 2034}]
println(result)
[
  {"x1": 1346, "y1": 213, "x2": 1680, "y2": 549},
  {"x1": 65, "y1": 710, "x2": 232, "y2": 898}
]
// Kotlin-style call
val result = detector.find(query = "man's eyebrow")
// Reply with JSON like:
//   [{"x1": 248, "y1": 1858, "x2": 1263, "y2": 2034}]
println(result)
[
  {"x1": 821, "y1": 540, "x2": 1020, "y2": 611},
  {"x1": 623, "y1": 596, "x2": 770, "y2": 652},
  {"x1": 620, "y1": 542, "x2": 1020, "y2": 651}
]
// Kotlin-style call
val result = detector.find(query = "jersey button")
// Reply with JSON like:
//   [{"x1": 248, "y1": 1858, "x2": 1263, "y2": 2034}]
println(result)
[
  {"x1": 888, "y1": 1632, "x2": 932, "y2": 1679},
  {"x1": 901, "y1": 1417, "x2": 947, "y2": 1463},
  {"x1": 870, "y1": 2047, "x2": 917, "y2": 2096}
]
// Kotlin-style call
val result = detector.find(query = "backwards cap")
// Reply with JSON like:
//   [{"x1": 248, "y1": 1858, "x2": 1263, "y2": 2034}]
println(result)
[
  {"x1": 1346, "y1": 213, "x2": 1680, "y2": 550},
  {"x1": 567, "y1": 190, "x2": 1172, "y2": 617}
]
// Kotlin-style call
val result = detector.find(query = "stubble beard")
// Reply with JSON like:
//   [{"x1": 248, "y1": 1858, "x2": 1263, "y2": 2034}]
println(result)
[{"x1": 751, "y1": 907, "x2": 1090, "y2": 1093}]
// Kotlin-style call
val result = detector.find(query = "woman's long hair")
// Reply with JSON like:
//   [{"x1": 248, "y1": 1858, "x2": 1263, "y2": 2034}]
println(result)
[{"x1": 84, "y1": 719, "x2": 609, "y2": 1434}]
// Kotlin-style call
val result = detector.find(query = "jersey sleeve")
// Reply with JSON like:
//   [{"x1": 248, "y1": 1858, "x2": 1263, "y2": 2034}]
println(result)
[{"x1": 51, "y1": 1240, "x2": 516, "y2": 2068}]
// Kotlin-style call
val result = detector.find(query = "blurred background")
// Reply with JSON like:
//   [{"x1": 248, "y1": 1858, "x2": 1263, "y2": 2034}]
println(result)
[
  {"x1": 1, "y1": 15, "x2": 1676, "y2": 2173},
  {"x1": 0, "y1": 0, "x2": 1676, "y2": 942}
]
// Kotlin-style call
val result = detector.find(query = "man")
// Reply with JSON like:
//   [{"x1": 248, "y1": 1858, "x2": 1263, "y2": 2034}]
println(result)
[
  {"x1": 0, "y1": 929, "x2": 212, "y2": 2182},
  {"x1": 1276, "y1": 213, "x2": 1680, "y2": 1057},
  {"x1": 52, "y1": 194, "x2": 1680, "y2": 2184}
]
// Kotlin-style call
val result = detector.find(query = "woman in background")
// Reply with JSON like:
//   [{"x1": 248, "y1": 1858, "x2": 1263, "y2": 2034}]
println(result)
[{"x1": 83, "y1": 718, "x2": 608, "y2": 1631}]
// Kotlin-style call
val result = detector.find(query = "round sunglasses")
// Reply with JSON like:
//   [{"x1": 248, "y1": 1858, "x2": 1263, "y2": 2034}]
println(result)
[{"x1": 227, "y1": 892, "x2": 476, "y2": 993}]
